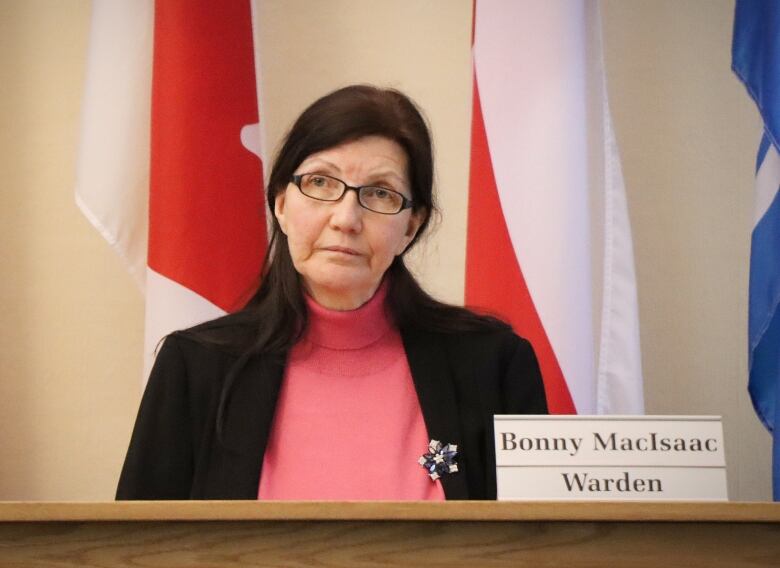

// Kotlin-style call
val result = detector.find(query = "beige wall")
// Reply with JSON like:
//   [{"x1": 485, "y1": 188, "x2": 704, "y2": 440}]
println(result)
[
  {"x1": 0, "y1": 0, "x2": 771, "y2": 500},
  {"x1": 602, "y1": 0, "x2": 769, "y2": 500},
  {"x1": 0, "y1": 0, "x2": 143, "y2": 500}
]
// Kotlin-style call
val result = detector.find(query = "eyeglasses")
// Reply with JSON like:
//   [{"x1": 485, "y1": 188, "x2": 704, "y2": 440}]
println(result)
[{"x1": 290, "y1": 173, "x2": 414, "y2": 215}]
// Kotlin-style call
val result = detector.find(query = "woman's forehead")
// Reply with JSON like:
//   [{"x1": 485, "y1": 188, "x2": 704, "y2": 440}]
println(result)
[{"x1": 297, "y1": 136, "x2": 409, "y2": 182}]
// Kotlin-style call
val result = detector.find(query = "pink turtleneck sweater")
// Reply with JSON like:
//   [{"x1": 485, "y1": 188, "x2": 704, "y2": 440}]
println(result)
[{"x1": 257, "y1": 284, "x2": 445, "y2": 500}]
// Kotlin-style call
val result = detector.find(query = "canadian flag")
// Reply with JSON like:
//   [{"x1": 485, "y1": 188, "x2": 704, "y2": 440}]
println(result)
[
  {"x1": 75, "y1": 0, "x2": 267, "y2": 379},
  {"x1": 467, "y1": 0, "x2": 644, "y2": 414}
]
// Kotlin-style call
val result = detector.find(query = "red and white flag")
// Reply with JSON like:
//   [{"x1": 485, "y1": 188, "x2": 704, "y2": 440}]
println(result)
[
  {"x1": 75, "y1": 0, "x2": 267, "y2": 379},
  {"x1": 467, "y1": 0, "x2": 644, "y2": 414}
]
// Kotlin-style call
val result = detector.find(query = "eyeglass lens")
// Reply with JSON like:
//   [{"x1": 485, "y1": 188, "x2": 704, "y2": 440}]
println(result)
[{"x1": 298, "y1": 174, "x2": 405, "y2": 214}]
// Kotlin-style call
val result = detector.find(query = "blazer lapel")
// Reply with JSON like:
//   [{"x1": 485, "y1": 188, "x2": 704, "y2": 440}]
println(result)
[
  {"x1": 204, "y1": 352, "x2": 286, "y2": 499},
  {"x1": 401, "y1": 328, "x2": 469, "y2": 500}
]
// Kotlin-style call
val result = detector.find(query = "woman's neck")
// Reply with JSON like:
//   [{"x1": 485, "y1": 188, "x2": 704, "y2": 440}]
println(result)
[
  {"x1": 303, "y1": 280, "x2": 392, "y2": 350},
  {"x1": 303, "y1": 281, "x2": 381, "y2": 311}
]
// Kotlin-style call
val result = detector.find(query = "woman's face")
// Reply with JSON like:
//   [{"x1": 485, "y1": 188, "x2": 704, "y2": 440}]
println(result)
[{"x1": 274, "y1": 135, "x2": 424, "y2": 310}]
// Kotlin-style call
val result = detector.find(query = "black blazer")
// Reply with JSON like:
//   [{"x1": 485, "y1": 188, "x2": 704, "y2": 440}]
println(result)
[{"x1": 116, "y1": 316, "x2": 548, "y2": 500}]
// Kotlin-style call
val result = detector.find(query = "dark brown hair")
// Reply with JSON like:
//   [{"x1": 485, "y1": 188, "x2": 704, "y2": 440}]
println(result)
[
  {"x1": 242, "y1": 85, "x2": 505, "y2": 350},
  {"x1": 197, "y1": 85, "x2": 507, "y2": 441}
]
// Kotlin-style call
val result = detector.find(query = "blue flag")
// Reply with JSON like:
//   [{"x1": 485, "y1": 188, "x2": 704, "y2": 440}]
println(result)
[{"x1": 732, "y1": 0, "x2": 780, "y2": 501}]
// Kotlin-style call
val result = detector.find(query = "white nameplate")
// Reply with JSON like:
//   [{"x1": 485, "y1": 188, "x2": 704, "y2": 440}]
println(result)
[{"x1": 494, "y1": 415, "x2": 728, "y2": 501}]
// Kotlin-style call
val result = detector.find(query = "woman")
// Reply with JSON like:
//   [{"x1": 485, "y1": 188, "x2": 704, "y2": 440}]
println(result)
[{"x1": 117, "y1": 85, "x2": 548, "y2": 501}]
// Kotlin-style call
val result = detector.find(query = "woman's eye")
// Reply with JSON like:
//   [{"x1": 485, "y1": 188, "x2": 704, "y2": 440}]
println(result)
[
  {"x1": 310, "y1": 176, "x2": 327, "y2": 187},
  {"x1": 367, "y1": 187, "x2": 391, "y2": 199}
]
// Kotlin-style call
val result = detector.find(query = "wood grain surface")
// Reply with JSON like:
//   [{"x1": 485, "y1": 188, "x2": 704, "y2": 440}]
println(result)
[
  {"x1": 1, "y1": 502, "x2": 779, "y2": 567},
  {"x1": 1, "y1": 519, "x2": 779, "y2": 567},
  {"x1": 1, "y1": 500, "x2": 779, "y2": 522}
]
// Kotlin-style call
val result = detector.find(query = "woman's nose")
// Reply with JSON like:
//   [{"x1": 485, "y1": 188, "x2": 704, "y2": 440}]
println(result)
[{"x1": 328, "y1": 189, "x2": 363, "y2": 232}]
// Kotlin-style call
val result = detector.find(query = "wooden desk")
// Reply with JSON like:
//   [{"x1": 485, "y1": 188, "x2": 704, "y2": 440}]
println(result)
[{"x1": 1, "y1": 501, "x2": 779, "y2": 567}]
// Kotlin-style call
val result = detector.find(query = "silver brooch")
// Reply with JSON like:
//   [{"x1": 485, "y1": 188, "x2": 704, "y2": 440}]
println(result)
[{"x1": 418, "y1": 439, "x2": 458, "y2": 480}]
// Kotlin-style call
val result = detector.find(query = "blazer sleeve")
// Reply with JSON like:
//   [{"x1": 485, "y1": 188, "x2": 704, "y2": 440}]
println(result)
[
  {"x1": 116, "y1": 335, "x2": 195, "y2": 500},
  {"x1": 502, "y1": 335, "x2": 548, "y2": 415}
]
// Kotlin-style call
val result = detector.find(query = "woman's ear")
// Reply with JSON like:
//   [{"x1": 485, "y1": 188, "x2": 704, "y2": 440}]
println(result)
[
  {"x1": 274, "y1": 189, "x2": 288, "y2": 235},
  {"x1": 398, "y1": 207, "x2": 427, "y2": 254}
]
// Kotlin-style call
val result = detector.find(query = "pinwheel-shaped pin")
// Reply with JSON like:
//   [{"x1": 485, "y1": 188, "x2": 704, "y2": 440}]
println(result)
[{"x1": 418, "y1": 439, "x2": 458, "y2": 480}]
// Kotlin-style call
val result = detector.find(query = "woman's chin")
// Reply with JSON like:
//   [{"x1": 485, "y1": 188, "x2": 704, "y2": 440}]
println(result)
[{"x1": 305, "y1": 277, "x2": 379, "y2": 309}]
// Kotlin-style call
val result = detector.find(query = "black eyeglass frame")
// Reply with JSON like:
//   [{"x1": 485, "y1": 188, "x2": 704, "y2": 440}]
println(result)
[{"x1": 290, "y1": 173, "x2": 414, "y2": 215}]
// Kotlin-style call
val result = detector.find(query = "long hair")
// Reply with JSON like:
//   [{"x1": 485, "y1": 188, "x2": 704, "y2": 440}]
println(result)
[{"x1": 193, "y1": 85, "x2": 507, "y2": 443}]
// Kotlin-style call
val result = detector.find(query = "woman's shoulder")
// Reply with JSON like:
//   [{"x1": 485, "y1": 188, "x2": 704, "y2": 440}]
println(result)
[
  {"x1": 403, "y1": 315, "x2": 529, "y2": 358},
  {"x1": 170, "y1": 310, "x2": 259, "y2": 357},
  {"x1": 445, "y1": 325, "x2": 530, "y2": 356}
]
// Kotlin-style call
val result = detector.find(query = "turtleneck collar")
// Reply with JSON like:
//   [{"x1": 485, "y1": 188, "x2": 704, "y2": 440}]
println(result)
[{"x1": 303, "y1": 280, "x2": 393, "y2": 350}]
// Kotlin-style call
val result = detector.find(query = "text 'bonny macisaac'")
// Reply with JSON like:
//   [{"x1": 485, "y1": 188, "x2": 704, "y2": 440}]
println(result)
[{"x1": 499, "y1": 432, "x2": 719, "y2": 456}]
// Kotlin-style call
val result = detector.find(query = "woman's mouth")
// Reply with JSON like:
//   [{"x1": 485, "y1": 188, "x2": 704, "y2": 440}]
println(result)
[{"x1": 323, "y1": 246, "x2": 359, "y2": 256}]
